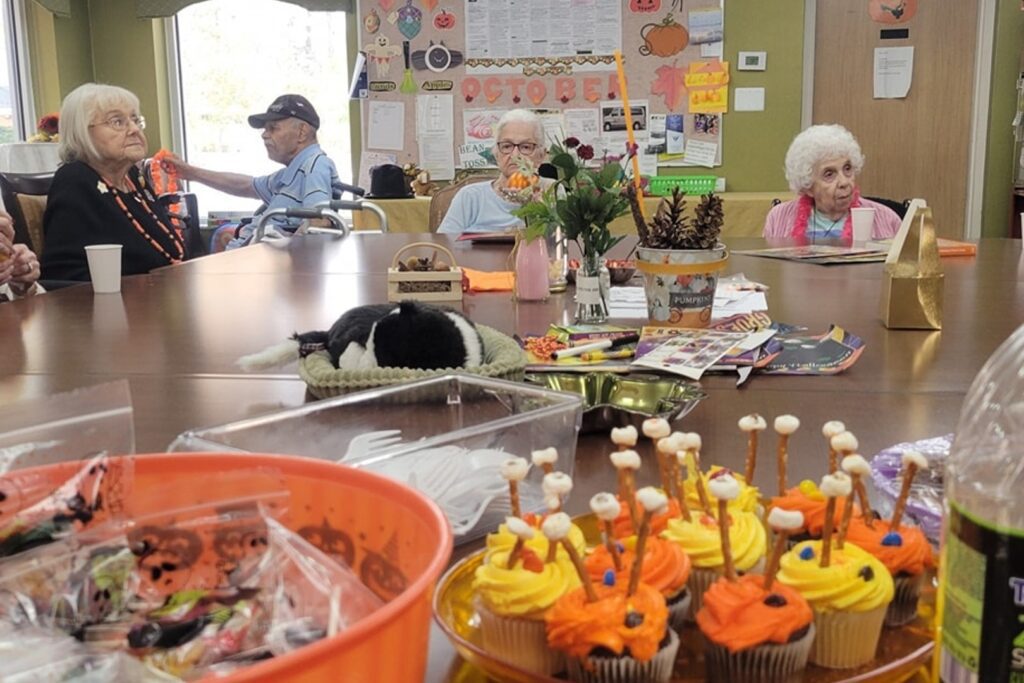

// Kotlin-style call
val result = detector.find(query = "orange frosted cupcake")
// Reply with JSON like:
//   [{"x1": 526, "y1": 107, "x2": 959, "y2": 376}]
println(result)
[
  {"x1": 841, "y1": 452, "x2": 935, "y2": 626},
  {"x1": 546, "y1": 582, "x2": 678, "y2": 682},
  {"x1": 698, "y1": 575, "x2": 815, "y2": 682},
  {"x1": 610, "y1": 496, "x2": 680, "y2": 539},
  {"x1": 585, "y1": 535, "x2": 692, "y2": 631},
  {"x1": 697, "y1": 506, "x2": 815, "y2": 683},
  {"x1": 769, "y1": 480, "x2": 857, "y2": 539}
]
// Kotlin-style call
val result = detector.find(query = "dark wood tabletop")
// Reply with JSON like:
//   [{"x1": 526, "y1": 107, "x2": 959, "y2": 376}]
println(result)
[{"x1": 1, "y1": 234, "x2": 1022, "y2": 681}]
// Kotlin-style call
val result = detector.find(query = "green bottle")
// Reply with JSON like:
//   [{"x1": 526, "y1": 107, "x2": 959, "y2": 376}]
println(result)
[{"x1": 936, "y1": 323, "x2": 1024, "y2": 682}]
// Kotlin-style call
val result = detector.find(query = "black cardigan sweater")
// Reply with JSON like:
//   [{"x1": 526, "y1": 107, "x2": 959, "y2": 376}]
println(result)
[{"x1": 41, "y1": 161, "x2": 184, "y2": 281}]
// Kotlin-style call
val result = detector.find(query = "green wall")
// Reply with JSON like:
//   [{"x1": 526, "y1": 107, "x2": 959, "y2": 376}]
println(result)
[
  {"x1": 21, "y1": 0, "x2": 1023, "y2": 235},
  {"x1": 720, "y1": 0, "x2": 805, "y2": 192},
  {"x1": 982, "y1": 0, "x2": 1024, "y2": 238}
]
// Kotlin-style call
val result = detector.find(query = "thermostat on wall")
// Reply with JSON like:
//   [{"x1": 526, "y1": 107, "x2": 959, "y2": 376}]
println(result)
[{"x1": 737, "y1": 51, "x2": 766, "y2": 71}]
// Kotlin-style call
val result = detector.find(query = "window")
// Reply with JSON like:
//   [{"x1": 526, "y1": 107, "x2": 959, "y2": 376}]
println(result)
[
  {"x1": 172, "y1": 0, "x2": 353, "y2": 218},
  {"x1": 0, "y1": 0, "x2": 32, "y2": 142}
]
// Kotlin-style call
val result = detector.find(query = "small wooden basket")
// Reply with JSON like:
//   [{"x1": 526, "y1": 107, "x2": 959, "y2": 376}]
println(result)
[{"x1": 387, "y1": 241, "x2": 464, "y2": 302}]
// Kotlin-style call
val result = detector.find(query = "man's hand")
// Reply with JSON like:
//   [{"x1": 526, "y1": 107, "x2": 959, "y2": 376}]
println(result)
[{"x1": 160, "y1": 154, "x2": 258, "y2": 199}]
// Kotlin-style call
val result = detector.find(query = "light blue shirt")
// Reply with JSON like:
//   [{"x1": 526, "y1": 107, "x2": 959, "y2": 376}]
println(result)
[
  {"x1": 225, "y1": 143, "x2": 343, "y2": 250},
  {"x1": 437, "y1": 181, "x2": 523, "y2": 235}
]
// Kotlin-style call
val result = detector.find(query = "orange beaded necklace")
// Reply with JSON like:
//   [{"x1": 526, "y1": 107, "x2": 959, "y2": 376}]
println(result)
[{"x1": 100, "y1": 172, "x2": 184, "y2": 263}]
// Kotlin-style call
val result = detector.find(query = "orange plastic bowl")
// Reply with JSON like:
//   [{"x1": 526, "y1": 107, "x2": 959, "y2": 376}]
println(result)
[{"x1": 15, "y1": 453, "x2": 453, "y2": 682}]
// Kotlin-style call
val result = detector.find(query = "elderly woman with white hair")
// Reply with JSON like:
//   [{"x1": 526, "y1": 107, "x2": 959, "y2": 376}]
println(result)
[
  {"x1": 763, "y1": 124, "x2": 901, "y2": 243},
  {"x1": 438, "y1": 108, "x2": 550, "y2": 235},
  {"x1": 41, "y1": 83, "x2": 184, "y2": 282}
]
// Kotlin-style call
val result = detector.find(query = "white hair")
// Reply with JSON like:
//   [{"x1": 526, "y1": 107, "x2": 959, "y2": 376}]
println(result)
[
  {"x1": 494, "y1": 109, "x2": 544, "y2": 146},
  {"x1": 783, "y1": 124, "x2": 865, "y2": 193},
  {"x1": 58, "y1": 83, "x2": 142, "y2": 165}
]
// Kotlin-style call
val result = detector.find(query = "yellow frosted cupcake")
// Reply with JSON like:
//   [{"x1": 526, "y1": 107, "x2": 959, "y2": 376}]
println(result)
[
  {"x1": 661, "y1": 508, "x2": 766, "y2": 617},
  {"x1": 474, "y1": 516, "x2": 581, "y2": 675}
]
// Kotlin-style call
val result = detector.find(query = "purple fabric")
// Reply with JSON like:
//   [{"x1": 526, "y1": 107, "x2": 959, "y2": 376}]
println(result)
[
  {"x1": 763, "y1": 196, "x2": 902, "y2": 241},
  {"x1": 869, "y1": 434, "x2": 951, "y2": 544}
]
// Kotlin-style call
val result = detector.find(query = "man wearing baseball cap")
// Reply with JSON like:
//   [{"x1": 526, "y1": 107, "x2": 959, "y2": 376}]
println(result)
[{"x1": 161, "y1": 94, "x2": 344, "y2": 251}]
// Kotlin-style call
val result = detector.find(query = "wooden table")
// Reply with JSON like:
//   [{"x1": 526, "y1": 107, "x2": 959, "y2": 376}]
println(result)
[
  {"x1": 352, "y1": 192, "x2": 790, "y2": 237},
  {"x1": 1, "y1": 235, "x2": 1022, "y2": 681}
]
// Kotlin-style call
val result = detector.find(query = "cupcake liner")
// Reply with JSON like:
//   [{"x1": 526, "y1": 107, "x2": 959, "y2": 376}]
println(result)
[
  {"x1": 703, "y1": 623, "x2": 816, "y2": 683},
  {"x1": 885, "y1": 573, "x2": 924, "y2": 626},
  {"x1": 566, "y1": 629, "x2": 680, "y2": 683},
  {"x1": 810, "y1": 606, "x2": 887, "y2": 668},
  {"x1": 666, "y1": 588, "x2": 692, "y2": 633},
  {"x1": 474, "y1": 597, "x2": 563, "y2": 676}
]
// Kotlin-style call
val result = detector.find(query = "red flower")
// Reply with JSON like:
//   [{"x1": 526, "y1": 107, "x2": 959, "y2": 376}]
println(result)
[
  {"x1": 576, "y1": 144, "x2": 594, "y2": 161},
  {"x1": 625, "y1": 141, "x2": 639, "y2": 157},
  {"x1": 37, "y1": 114, "x2": 59, "y2": 136},
  {"x1": 564, "y1": 137, "x2": 580, "y2": 148}
]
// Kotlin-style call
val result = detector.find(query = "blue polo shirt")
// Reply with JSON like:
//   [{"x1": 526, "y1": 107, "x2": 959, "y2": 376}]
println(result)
[{"x1": 251, "y1": 143, "x2": 342, "y2": 231}]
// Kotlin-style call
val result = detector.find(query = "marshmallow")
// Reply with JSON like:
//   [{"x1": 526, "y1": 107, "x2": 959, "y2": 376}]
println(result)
[
  {"x1": 657, "y1": 433, "x2": 686, "y2": 454},
  {"x1": 767, "y1": 507, "x2": 805, "y2": 531},
  {"x1": 500, "y1": 456, "x2": 530, "y2": 482},
  {"x1": 901, "y1": 451, "x2": 929, "y2": 470},
  {"x1": 822, "y1": 420, "x2": 846, "y2": 439},
  {"x1": 680, "y1": 432, "x2": 702, "y2": 450},
  {"x1": 531, "y1": 447, "x2": 559, "y2": 467},
  {"x1": 542, "y1": 471, "x2": 573, "y2": 496},
  {"x1": 505, "y1": 516, "x2": 535, "y2": 539},
  {"x1": 610, "y1": 449, "x2": 641, "y2": 470},
  {"x1": 610, "y1": 425, "x2": 638, "y2": 447},
  {"x1": 590, "y1": 492, "x2": 622, "y2": 521},
  {"x1": 541, "y1": 512, "x2": 572, "y2": 540},
  {"x1": 636, "y1": 486, "x2": 669, "y2": 515},
  {"x1": 774, "y1": 415, "x2": 800, "y2": 434},
  {"x1": 707, "y1": 472, "x2": 741, "y2": 500},
  {"x1": 738, "y1": 414, "x2": 767, "y2": 432},
  {"x1": 819, "y1": 472, "x2": 853, "y2": 498},
  {"x1": 642, "y1": 418, "x2": 671, "y2": 440},
  {"x1": 830, "y1": 431, "x2": 859, "y2": 453},
  {"x1": 841, "y1": 454, "x2": 871, "y2": 476}
]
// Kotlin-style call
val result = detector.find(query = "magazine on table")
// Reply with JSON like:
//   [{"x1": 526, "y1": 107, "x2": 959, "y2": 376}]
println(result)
[
  {"x1": 760, "y1": 324, "x2": 865, "y2": 375},
  {"x1": 630, "y1": 328, "x2": 751, "y2": 380},
  {"x1": 733, "y1": 245, "x2": 888, "y2": 265}
]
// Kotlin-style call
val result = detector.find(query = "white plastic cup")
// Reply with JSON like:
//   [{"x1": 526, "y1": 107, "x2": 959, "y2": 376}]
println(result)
[
  {"x1": 851, "y1": 207, "x2": 875, "y2": 244},
  {"x1": 85, "y1": 244, "x2": 123, "y2": 294}
]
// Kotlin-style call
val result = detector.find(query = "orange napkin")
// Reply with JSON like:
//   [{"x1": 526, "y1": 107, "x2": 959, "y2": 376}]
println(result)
[{"x1": 462, "y1": 267, "x2": 515, "y2": 292}]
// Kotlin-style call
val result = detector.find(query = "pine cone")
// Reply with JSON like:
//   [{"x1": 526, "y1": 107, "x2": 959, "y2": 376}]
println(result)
[
  {"x1": 691, "y1": 193, "x2": 724, "y2": 249},
  {"x1": 644, "y1": 187, "x2": 689, "y2": 249}
]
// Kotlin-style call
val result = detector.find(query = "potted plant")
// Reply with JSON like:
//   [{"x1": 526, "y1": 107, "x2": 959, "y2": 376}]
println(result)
[
  {"x1": 626, "y1": 185, "x2": 728, "y2": 327},
  {"x1": 514, "y1": 138, "x2": 635, "y2": 323}
]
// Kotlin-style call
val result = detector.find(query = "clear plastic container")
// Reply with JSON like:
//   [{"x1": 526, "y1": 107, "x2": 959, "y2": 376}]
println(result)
[
  {"x1": 936, "y1": 323, "x2": 1024, "y2": 681},
  {"x1": 169, "y1": 374, "x2": 583, "y2": 545}
]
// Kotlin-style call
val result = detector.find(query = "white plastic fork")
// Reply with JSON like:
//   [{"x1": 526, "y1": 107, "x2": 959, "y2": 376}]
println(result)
[{"x1": 338, "y1": 429, "x2": 403, "y2": 464}]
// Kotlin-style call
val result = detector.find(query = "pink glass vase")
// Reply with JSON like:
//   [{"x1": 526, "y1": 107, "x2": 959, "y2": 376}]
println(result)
[{"x1": 513, "y1": 230, "x2": 550, "y2": 302}]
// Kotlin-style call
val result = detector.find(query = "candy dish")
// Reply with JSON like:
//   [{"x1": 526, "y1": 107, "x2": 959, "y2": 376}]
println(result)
[{"x1": 526, "y1": 372, "x2": 705, "y2": 433}]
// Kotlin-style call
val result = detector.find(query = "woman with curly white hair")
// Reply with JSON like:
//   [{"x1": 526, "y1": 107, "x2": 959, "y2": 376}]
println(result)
[{"x1": 763, "y1": 124, "x2": 901, "y2": 243}]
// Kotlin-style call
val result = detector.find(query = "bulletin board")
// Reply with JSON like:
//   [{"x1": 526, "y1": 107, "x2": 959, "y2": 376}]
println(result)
[{"x1": 355, "y1": 0, "x2": 726, "y2": 181}]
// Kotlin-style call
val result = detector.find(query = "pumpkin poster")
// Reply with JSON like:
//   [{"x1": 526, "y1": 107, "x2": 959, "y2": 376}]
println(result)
[{"x1": 357, "y1": 0, "x2": 727, "y2": 169}]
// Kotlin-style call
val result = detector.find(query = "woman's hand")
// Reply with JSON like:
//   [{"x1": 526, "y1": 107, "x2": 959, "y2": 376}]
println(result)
[
  {"x1": 0, "y1": 212, "x2": 16, "y2": 285},
  {"x1": 8, "y1": 244, "x2": 40, "y2": 294}
]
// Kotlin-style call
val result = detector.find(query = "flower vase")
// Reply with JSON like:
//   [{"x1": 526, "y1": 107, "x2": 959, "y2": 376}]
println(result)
[
  {"x1": 574, "y1": 252, "x2": 609, "y2": 324},
  {"x1": 513, "y1": 230, "x2": 550, "y2": 302},
  {"x1": 547, "y1": 227, "x2": 568, "y2": 294}
]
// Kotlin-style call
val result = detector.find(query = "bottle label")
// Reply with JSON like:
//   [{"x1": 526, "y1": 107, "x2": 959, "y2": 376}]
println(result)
[{"x1": 939, "y1": 503, "x2": 1024, "y2": 682}]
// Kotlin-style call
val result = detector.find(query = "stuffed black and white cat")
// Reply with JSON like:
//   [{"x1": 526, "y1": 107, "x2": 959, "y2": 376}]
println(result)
[{"x1": 239, "y1": 301, "x2": 485, "y2": 371}]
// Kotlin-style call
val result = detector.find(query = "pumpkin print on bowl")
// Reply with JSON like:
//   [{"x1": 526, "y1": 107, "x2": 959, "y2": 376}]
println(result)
[{"x1": 639, "y1": 13, "x2": 689, "y2": 58}]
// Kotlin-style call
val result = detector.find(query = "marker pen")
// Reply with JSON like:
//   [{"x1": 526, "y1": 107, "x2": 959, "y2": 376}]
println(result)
[
  {"x1": 581, "y1": 349, "x2": 636, "y2": 362},
  {"x1": 551, "y1": 333, "x2": 640, "y2": 360}
]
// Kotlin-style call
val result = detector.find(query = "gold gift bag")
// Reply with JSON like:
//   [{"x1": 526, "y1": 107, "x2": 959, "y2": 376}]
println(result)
[{"x1": 880, "y1": 200, "x2": 943, "y2": 329}]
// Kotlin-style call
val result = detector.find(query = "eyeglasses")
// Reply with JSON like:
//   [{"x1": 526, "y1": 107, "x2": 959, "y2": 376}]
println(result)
[
  {"x1": 496, "y1": 141, "x2": 539, "y2": 155},
  {"x1": 91, "y1": 115, "x2": 146, "y2": 132}
]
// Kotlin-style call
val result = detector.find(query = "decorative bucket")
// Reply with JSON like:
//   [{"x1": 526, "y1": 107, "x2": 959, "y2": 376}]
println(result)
[{"x1": 636, "y1": 243, "x2": 729, "y2": 328}]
